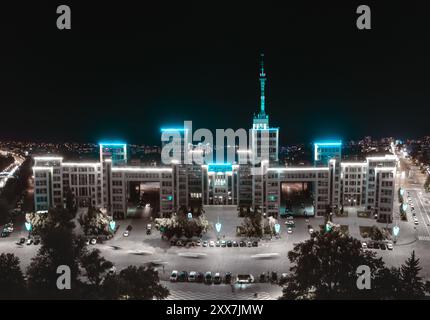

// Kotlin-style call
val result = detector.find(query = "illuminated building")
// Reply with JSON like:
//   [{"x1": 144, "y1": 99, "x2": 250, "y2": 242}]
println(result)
[{"x1": 33, "y1": 55, "x2": 396, "y2": 222}]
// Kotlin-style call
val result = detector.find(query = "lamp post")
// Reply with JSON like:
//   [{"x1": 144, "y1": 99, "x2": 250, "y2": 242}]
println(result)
[
  {"x1": 215, "y1": 217, "x2": 222, "y2": 240},
  {"x1": 24, "y1": 221, "x2": 32, "y2": 238},
  {"x1": 393, "y1": 225, "x2": 400, "y2": 243},
  {"x1": 274, "y1": 223, "x2": 281, "y2": 238},
  {"x1": 109, "y1": 220, "x2": 116, "y2": 232}
]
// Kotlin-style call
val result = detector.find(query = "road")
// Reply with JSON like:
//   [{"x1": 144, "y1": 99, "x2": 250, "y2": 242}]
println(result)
[{"x1": 0, "y1": 151, "x2": 25, "y2": 190}]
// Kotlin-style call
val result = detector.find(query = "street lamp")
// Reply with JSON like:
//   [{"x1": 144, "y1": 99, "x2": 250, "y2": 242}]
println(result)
[
  {"x1": 24, "y1": 221, "x2": 32, "y2": 238},
  {"x1": 109, "y1": 220, "x2": 116, "y2": 232},
  {"x1": 393, "y1": 225, "x2": 400, "y2": 243},
  {"x1": 274, "y1": 223, "x2": 281, "y2": 237},
  {"x1": 215, "y1": 217, "x2": 222, "y2": 240}
]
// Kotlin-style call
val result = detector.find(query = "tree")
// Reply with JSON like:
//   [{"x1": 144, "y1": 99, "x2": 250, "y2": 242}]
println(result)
[
  {"x1": 398, "y1": 251, "x2": 426, "y2": 299},
  {"x1": 0, "y1": 253, "x2": 26, "y2": 299},
  {"x1": 280, "y1": 229, "x2": 390, "y2": 299},
  {"x1": 155, "y1": 214, "x2": 210, "y2": 239},
  {"x1": 80, "y1": 249, "x2": 113, "y2": 287},
  {"x1": 239, "y1": 212, "x2": 263, "y2": 238},
  {"x1": 369, "y1": 226, "x2": 385, "y2": 241},
  {"x1": 26, "y1": 208, "x2": 86, "y2": 299},
  {"x1": 105, "y1": 266, "x2": 169, "y2": 300}
]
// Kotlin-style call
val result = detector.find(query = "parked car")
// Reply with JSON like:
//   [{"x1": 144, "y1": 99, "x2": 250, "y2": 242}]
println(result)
[
  {"x1": 280, "y1": 273, "x2": 288, "y2": 285},
  {"x1": 170, "y1": 270, "x2": 178, "y2": 282},
  {"x1": 232, "y1": 240, "x2": 238, "y2": 247},
  {"x1": 204, "y1": 271, "x2": 212, "y2": 284},
  {"x1": 26, "y1": 238, "x2": 33, "y2": 245},
  {"x1": 271, "y1": 272, "x2": 278, "y2": 283},
  {"x1": 227, "y1": 240, "x2": 232, "y2": 247},
  {"x1": 380, "y1": 243, "x2": 387, "y2": 250},
  {"x1": 259, "y1": 273, "x2": 266, "y2": 283},
  {"x1": 126, "y1": 225, "x2": 133, "y2": 231},
  {"x1": 146, "y1": 229, "x2": 151, "y2": 235},
  {"x1": 90, "y1": 238, "x2": 97, "y2": 245},
  {"x1": 214, "y1": 273, "x2": 222, "y2": 284},
  {"x1": 308, "y1": 228, "x2": 314, "y2": 234},
  {"x1": 170, "y1": 239, "x2": 177, "y2": 246},
  {"x1": 221, "y1": 240, "x2": 226, "y2": 247},
  {"x1": 196, "y1": 272, "x2": 204, "y2": 283},
  {"x1": 196, "y1": 240, "x2": 202, "y2": 246},
  {"x1": 209, "y1": 240, "x2": 215, "y2": 247},
  {"x1": 188, "y1": 271, "x2": 197, "y2": 282},
  {"x1": 18, "y1": 237, "x2": 26, "y2": 245},
  {"x1": 287, "y1": 227, "x2": 293, "y2": 234},
  {"x1": 236, "y1": 274, "x2": 254, "y2": 284},
  {"x1": 224, "y1": 272, "x2": 232, "y2": 284},
  {"x1": 33, "y1": 237, "x2": 41, "y2": 245},
  {"x1": 123, "y1": 230, "x2": 129, "y2": 237},
  {"x1": 1, "y1": 231, "x2": 9, "y2": 237},
  {"x1": 252, "y1": 241, "x2": 258, "y2": 247},
  {"x1": 239, "y1": 241, "x2": 246, "y2": 247},
  {"x1": 387, "y1": 243, "x2": 393, "y2": 250},
  {"x1": 362, "y1": 242, "x2": 367, "y2": 249},
  {"x1": 202, "y1": 240, "x2": 208, "y2": 247},
  {"x1": 176, "y1": 240, "x2": 183, "y2": 247},
  {"x1": 373, "y1": 242, "x2": 380, "y2": 249},
  {"x1": 247, "y1": 241, "x2": 252, "y2": 247},
  {"x1": 178, "y1": 271, "x2": 188, "y2": 282},
  {"x1": 215, "y1": 240, "x2": 220, "y2": 247}
]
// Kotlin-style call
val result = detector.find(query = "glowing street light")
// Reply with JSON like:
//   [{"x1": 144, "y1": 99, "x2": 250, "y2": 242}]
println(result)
[
  {"x1": 24, "y1": 222, "x2": 32, "y2": 232},
  {"x1": 393, "y1": 225, "x2": 400, "y2": 237},
  {"x1": 215, "y1": 216, "x2": 222, "y2": 240},
  {"x1": 109, "y1": 220, "x2": 116, "y2": 231}
]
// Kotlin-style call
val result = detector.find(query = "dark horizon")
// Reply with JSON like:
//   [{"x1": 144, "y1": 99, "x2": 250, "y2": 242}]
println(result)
[{"x1": 1, "y1": 1, "x2": 429, "y2": 145}]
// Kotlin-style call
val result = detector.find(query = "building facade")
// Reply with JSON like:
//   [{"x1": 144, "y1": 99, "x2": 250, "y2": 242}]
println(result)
[{"x1": 33, "y1": 55, "x2": 397, "y2": 222}]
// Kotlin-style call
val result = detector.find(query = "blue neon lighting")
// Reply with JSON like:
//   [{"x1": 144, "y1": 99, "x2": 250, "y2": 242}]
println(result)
[
  {"x1": 314, "y1": 141, "x2": 342, "y2": 147},
  {"x1": 208, "y1": 163, "x2": 233, "y2": 172},
  {"x1": 160, "y1": 128, "x2": 187, "y2": 132},
  {"x1": 99, "y1": 142, "x2": 127, "y2": 146}
]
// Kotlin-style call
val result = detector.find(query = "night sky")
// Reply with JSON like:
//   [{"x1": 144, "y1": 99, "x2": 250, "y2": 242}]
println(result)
[{"x1": 0, "y1": 1, "x2": 429, "y2": 145}]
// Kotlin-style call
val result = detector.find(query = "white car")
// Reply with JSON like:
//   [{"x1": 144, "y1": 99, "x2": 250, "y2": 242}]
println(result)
[
  {"x1": 90, "y1": 238, "x2": 97, "y2": 245},
  {"x1": 387, "y1": 243, "x2": 393, "y2": 250},
  {"x1": 414, "y1": 219, "x2": 419, "y2": 225},
  {"x1": 213, "y1": 272, "x2": 222, "y2": 284},
  {"x1": 209, "y1": 240, "x2": 215, "y2": 247},
  {"x1": 26, "y1": 238, "x2": 33, "y2": 245},
  {"x1": 308, "y1": 228, "x2": 314, "y2": 234},
  {"x1": 287, "y1": 227, "x2": 293, "y2": 234},
  {"x1": 123, "y1": 230, "x2": 129, "y2": 237},
  {"x1": 362, "y1": 242, "x2": 367, "y2": 249},
  {"x1": 170, "y1": 270, "x2": 178, "y2": 282},
  {"x1": 188, "y1": 271, "x2": 197, "y2": 282}
]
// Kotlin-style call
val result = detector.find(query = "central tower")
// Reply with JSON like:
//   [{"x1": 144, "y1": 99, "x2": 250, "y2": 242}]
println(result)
[{"x1": 253, "y1": 53, "x2": 269, "y2": 130}]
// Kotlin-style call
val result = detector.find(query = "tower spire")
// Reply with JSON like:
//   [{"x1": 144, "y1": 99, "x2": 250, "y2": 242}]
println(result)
[{"x1": 259, "y1": 52, "x2": 266, "y2": 115}]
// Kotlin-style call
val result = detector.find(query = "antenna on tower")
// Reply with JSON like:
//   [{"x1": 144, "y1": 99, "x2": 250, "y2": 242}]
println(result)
[{"x1": 259, "y1": 52, "x2": 266, "y2": 114}]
